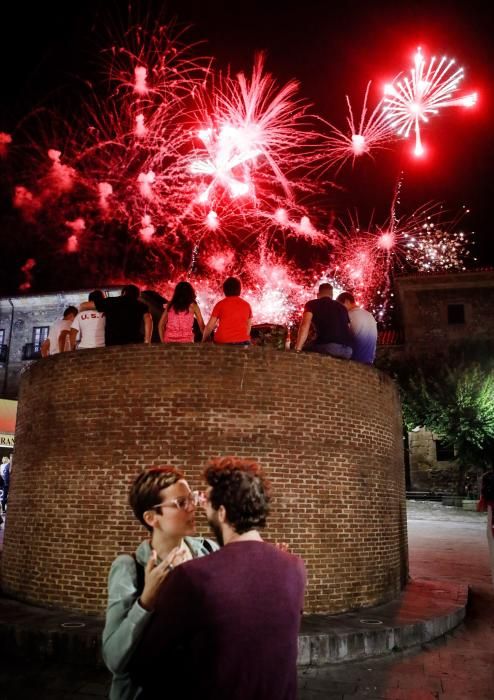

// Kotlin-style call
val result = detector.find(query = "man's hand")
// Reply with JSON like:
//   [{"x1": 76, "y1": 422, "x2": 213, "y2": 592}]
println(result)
[
  {"x1": 294, "y1": 311, "x2": 313, "y2": 352},
  {"x1": 68, "y1": 328, "x2": 78, "y2": 351},
  {"x1": 59, "y1": 330, "x2": 71, "y2": 353},
  {"x1": 40, "y1": 338, "x2": 50, "y2": 358},
  {"x1": 202, "y1": 316, "x2": 218, "y2": 342},
  {"x1": 143, "y1": 312, "x2": 153, "y2": 344}
]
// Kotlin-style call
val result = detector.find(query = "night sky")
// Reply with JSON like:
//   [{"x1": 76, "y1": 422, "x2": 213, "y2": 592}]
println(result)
[{"x1": 1, "y1": 0, "x2": 493, "y2": 294}]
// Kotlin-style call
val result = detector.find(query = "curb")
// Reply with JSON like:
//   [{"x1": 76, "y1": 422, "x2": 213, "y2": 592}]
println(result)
[
  {"x1": 298, "y1": 578, "x2": 467, "y2": 665},
  {"x1": 0, "y1": 596, "x2": 104, "y2": 667},
  {"x1": 0, "y1": 578, "x2": 467, "y2": 667}
]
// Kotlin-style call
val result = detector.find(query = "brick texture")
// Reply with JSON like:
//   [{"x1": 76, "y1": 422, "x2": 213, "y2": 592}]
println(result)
[{"x1": 1, "y1": 345, "x2": 408, "y2": 614}]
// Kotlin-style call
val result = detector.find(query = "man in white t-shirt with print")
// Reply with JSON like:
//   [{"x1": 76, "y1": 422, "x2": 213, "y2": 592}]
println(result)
[
  {"x1": 41, "y1": 306, "x2": 78, "y2": 357},
  {"x1": 336, "y1": 291, "x2": 377, "y2": 365},
  {"x1": 68, "y1": 290, "x2": 106, "y2": 350}
]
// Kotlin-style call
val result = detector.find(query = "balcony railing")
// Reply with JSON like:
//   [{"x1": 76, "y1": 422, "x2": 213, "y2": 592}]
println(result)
[{"x1": 22, "y1": 343, "x2": 42, "y2": 361}]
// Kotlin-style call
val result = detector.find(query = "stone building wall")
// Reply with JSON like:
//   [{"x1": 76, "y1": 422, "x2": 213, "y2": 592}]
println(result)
[
  {"x1": 386, "y1": 270, "x2": 494, "y2": 492},
  {"x1": 408, "y1": 428, "x2": 457, "y2": 493},
  {"x1": 0, "y1": 290, "x2": 119, "y2": 398},
  {"x1": 1, "y1": 344, "x2": 408, "y2": 615},
  {"x1": 396, "y1": 270, "x2": 494, "y2": 355}
]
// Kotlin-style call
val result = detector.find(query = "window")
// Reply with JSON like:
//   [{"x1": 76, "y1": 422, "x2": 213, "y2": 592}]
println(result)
[
  {"x1": 447, "y1": 304, "x2": 465, "y2": 325},
  {"x1": 435, "y1": 440, "x2": 455, "y2": 461},
  {"x1": 0, "y1": 329, "x2": 6, "y2": 363},
  {"x1": 32, "y1": 326, "x2": 49, "y2": 353},
  {"x1": 22, "y1": 326, "x2": 49, "y2": 360}
]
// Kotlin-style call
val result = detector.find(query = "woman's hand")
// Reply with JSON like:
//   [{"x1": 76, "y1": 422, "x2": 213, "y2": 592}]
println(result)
[
  {"x1": 139, "y1": 546, "x2": 188, "y2": 611},
  {"x1": 274, "y1": 541, "x2": 290, "y2": 553},
  {"x1": 158, "y1": 309, "x2": 168, "y2": 343}
]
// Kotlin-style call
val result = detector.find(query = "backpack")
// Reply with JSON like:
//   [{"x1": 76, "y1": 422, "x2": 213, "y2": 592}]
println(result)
[
  {"x1": 132, "y1": 554, "x2": 146, "y2": 597},
  {"x1": 202, "y1": 538, "x2": 215, "y2": 554},
  {"x1": 481, "y1": 471, "x2": 494, "y2": 501}
]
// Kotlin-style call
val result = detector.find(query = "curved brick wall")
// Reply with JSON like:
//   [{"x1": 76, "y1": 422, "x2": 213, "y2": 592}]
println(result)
[{"x1": 1, "y1": 345, "x2": 407, "y2": 614}]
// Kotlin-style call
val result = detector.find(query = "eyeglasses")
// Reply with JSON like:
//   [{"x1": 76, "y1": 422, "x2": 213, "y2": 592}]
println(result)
[{"x1": 151, "y1": 491, "x2": 205, "y2": 512}]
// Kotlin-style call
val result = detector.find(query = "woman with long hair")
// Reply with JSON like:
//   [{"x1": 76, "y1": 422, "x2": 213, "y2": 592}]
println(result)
[{"x1": 158, "y1": 281, "x2": 204, "y2": 343}]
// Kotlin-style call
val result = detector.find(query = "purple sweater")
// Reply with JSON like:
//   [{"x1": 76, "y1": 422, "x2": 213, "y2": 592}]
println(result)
[{"x1": 131, "y1": 540, "x2": 306, "y2": 700}]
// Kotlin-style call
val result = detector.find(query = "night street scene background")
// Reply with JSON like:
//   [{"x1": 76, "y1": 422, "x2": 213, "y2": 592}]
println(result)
[
  {"x1": 1, "y1": 5, "x2": 494, "y2": 698},
  {"x1": 1, "y1": 0, "x2": 493, "y2": 327}
]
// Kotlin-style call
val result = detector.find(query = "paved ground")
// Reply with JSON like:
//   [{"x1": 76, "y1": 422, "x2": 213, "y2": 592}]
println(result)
[
  {"x1": 299, "y1": 503, "x2": 493, "y2": 700},
  {"x1": 0, "y1": 502, "x2": 493, "y2": 699}
]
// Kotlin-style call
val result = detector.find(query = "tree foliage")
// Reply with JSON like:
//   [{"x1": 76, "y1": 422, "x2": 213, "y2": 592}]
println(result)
[
  {"x1": 378, "y1": 341, "x2": 494, "y2": 492},
  {"x1": 402, "y1": 365, "x2": 494, "y2": 466}
]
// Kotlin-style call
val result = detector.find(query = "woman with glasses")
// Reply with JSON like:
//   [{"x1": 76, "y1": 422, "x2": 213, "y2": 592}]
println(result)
[{"x1": 102, "y1": 467, "x2": 216, "y2": 700}]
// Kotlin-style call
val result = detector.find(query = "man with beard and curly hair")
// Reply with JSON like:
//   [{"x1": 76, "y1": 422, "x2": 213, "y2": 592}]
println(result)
[{"x1": 132, "y1": 456, "x2": 306, "y2": 700}]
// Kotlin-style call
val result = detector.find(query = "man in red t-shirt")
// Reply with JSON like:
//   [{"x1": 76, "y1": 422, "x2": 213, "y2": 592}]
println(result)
[{"x1": 202, "y1": 277, "x2": 252, "y2": 345}]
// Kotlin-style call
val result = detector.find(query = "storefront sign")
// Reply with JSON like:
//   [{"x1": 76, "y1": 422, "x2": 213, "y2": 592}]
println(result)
[
  {"x1": 0, "y1": 433, "x2": 14, "y2": 447},
  {"x1": 0, "y1": 399, "x2": 17, "y2": 447}
]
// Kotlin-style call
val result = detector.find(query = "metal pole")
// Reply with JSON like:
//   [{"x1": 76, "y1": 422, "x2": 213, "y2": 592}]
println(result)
[{"x1": 2, "y1": 298, "x2": 15, "y2": 397}]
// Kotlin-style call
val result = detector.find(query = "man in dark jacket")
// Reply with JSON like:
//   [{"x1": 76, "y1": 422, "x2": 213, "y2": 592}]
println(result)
[
  {"x1": 295, "y1": 282, "x2": 353, "y2": 358},
  {"x1": 131, "y1": 457, "x2": 306, "y2": 700},
  {"x1": 82, "y1": 285, "x2": 152, "y2": 346}
]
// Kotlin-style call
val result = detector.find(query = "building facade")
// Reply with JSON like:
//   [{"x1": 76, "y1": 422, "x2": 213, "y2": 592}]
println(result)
[
  {"x1": 391, "y1": 269, "x2": 494, "y2": 492},
  {"x1": 0, "y1": 289, "x2": 119, "y2": 399},
  {"x1": 2, "y1": 270, "x2": 493, "y2": 492},
  {"x1": 396, "y1": 269, "x2": 494, "y2": 355}
]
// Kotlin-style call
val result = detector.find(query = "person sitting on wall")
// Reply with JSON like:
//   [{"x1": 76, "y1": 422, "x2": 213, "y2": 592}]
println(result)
[
  {"x1": 140, "y1": 290, "x2": 168, "y2": 344},
  {"x1": 130, "y1": 457, "x2": 306, "y2": 700},
  {"x1": 102, "y1": 467, "x2": 218, "y2": 700},
  {"x1": 61, "y1": 290, "x2": 106, "y2": 351},
  {"x1": 294, "y1": 283, "x2": 353, "y2": 358},
  {"x1": 336, "y1": 291, "x2": 377, "y2": 365},
  {"x1": 81, "y1": 285, "x2": 153, "y2": 346},
  {"x1": 40, "y1": 306, "x2": 78, "y2": 357},
  {"x1": 202, "y1": 277, "x2": 252, "y2": 346},
  {"x1": 158, "y1": 281, "x2": 205, "y2": 343}
]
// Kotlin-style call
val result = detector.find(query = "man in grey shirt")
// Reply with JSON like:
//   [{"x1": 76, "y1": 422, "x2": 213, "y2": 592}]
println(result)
[{"x1": 337, "y1": 291, "x2": 377, "y2": 364}]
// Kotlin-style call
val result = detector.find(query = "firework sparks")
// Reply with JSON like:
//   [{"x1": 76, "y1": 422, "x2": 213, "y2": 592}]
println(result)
[
  {"x1": 13, "y1": 185, "x2": 41, "y2": 221},
  {"x1": 382, "y1": 47, "x2": 477, "y2": 157},
  {"x1": 189, "y1": 53, "x2": 318, "y2": 211},
  {"x1": 19, "y1": 258, "x2": 37, "y2": 291},
  {"x1": 98, "y1": 182, "x2": 113, "y2": 213},
  {"x1": 402, "y1": 220, "x2": 474, "y2": 271},
  {"x1": 190, "y1": 125, "x2": 260, "y2": 202},
  {"x1": 3, "y1": 15, "x2": 477, "y2": 324},
  {"x1": 269, "y1": 207, "x2": 328, "y2": 245},
  {"x1": 0, "y1": 132, "x2": 12, "y2": 157},
  {"x1": 318, "y1": 83, "x2": 395, "y2": 172},
  {"x1": 139, "y1": 214, "x2": 155, "y2": 242},
  {"x1": 329, "y1": 200, "x2": 472, "y2": 321}
]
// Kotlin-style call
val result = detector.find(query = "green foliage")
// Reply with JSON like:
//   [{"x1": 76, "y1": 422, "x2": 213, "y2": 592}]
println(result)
[
  {"x1": 402, "y1": 365, "x2": 494, "y2": 467},
  {"x1": 379, "y1": 342, "x2": 494, "y2": 492}
]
